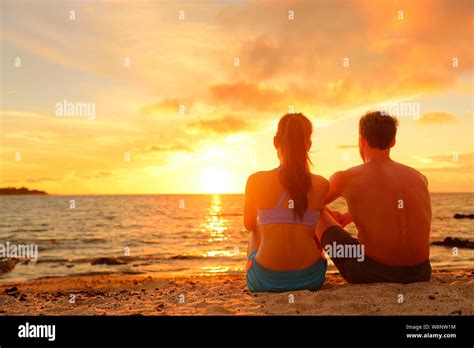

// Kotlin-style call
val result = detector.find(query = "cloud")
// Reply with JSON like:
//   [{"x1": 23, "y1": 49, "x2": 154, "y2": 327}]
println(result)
[
  {"x1": 4, "y1": 0, "x2": 472, "y2": 121},
  {"x1": 188, "y1": 115, "x2": 252, "y2": 135},
  {"x1": 140, "y1": 99, "x2": 191, "y2": 116},
  {"x1": 238, "y1": 34, "x2": 289, "y2": 80},
  {"x1": 335, "y1": 144, "x2": 358, "y2": 149},
  {"x1": 415, "y1": 152, "x2": 474, "y2": 173},
  {"x1": 421, "y1": 166, "x2": 473, "y2": 174},
  {"x1": 209, "y1": 79, "x2": 370, "y2": 114},
  {"x1": 212, "y1": 0, "x2": 472, "y2": 114},
  {"x1": 2, "y1": 177, "x2": 60, "y2": 183},
  {"x1": 424, "y1": 152, "x2": 473, "y2": 163},
  {"x1": 417, "y1": 112, "x2": 458, "y2": 125},
  {"x1": 0, "y1": 110, "x2": 45, "y2": 119},
  {"x1": 147, "y1": 143, "x2": 191, "y2": 152},
  {"x1": 84, "y1": 171, "x2": 113, "y2": 179},
  {"x1": 210, "y1": 81, "x2": 287, "y2": 111}
]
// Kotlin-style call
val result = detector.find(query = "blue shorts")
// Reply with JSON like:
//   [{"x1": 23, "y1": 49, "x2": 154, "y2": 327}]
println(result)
[{"x1": 245, "y1": 250, "x2": 327, "y2": 293}]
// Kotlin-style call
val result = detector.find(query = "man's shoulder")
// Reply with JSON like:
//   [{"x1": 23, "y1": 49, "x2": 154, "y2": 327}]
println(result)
[
  {"x1": 360, "y1": 160, "x2": 427, "y2": 184},
  {"x1": 333, "y1": 163, "x2": 385, "y2": 185},
  {"x1": 394, "y1": 162, "x2": 428, "y2": 184},
  {"x1": 335, "y1": 164, "x2": 366, "y2": 179},
  {"x1": 345, "y1": 163, "x2": 366, "y2": 173},
  {"x1": 395, "y1": 161, "x2": 420, "y2": 172},
  {"x1": 346, "y1": 161, "x2": 421, "y2": 174}
]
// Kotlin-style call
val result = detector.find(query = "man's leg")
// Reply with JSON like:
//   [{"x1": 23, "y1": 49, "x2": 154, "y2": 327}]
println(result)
[
  {"x1": 317, "y1": 210, "x2": 431, "y2": 284},
  {"x1": 316, "y1": 210, "x2": 366, "y2": 283}
]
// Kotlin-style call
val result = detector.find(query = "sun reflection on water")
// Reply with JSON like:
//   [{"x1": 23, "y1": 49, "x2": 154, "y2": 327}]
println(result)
[
  {"x1": 201, "y1": 195, "x2": 229, "y2": 243},
  {"x1": 199, "y1": 266, "x2": 231, "y2": 273},
  {"x1": 198, "y1": 195, "x2": 241, "y2": 273}
]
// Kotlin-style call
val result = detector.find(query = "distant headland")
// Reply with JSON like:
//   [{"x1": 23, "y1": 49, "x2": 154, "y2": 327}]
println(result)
[{"x1": 0, "y1": 187, "x2": 47, "y2": 195}]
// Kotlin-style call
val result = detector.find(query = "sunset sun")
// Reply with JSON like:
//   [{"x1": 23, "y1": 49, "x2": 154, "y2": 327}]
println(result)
[{"x1": 199, "y1": 167, "x2": 234, "y2": 194}]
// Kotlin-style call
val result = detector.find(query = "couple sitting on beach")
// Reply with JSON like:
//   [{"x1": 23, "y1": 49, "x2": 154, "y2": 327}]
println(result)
[{"x1": 244, "y1": 111, "x2": 431, "y2": 292}]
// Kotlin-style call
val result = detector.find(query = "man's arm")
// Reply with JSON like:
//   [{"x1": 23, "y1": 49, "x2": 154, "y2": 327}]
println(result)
[
  {"x1": 323, "y1": 171, "x2": 353, "y2": 227},
  {"x1": 324, "y1": 171, "x2": 346, "y2": 205},
  {"x1": 243, "y1": 174, "x2": 258, "y2": 232}
]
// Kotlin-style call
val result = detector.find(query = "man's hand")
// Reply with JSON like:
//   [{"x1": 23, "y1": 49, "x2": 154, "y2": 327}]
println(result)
[
  {"x1": 338, "y1": 212, "x2": 352, "y2": 227},
  {"x1": 324, "y1": 207, "x2": 342, "y2": 220},
  {"x1": 323, "y1": 207, "x2": 352, "y2": 227}
]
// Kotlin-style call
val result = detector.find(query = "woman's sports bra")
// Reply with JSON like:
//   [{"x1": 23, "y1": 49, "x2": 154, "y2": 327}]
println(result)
[{"x1": 257, "y1": 191, "x2": 320, "y2": 228}]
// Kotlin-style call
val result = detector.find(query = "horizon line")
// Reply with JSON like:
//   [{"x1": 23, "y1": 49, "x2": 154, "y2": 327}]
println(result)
[{"x1": 2, "y1": 191, "x2": 473, "y2": 196}]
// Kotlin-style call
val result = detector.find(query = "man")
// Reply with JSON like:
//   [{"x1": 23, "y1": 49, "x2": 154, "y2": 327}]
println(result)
[{"x1": 316, "y1": 111, "x2": 431, "y2": 283}]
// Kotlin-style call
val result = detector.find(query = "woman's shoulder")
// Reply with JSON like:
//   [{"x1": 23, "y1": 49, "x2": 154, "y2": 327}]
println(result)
[
  {"x1": 310, "y1": 173, "x2": 329, "y2": 184},
  {"x1": 246, "y1": 169, "x2": 277, "y2": 190},
  {"x1": 310, "y1": 173, "x2": 329, "y2": 192},
  {"x1": 248, "y1": 168, "x2": 277, "y2": 180}
]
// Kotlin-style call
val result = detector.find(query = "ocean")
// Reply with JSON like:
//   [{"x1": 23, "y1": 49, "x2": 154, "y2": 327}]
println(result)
[{"x1": 0, "y1": 193, "x2": 472, "y2": 282}]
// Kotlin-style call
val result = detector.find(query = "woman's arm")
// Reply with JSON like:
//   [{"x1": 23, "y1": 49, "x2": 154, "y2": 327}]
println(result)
[{"x1": 243, "y1": 174, "x2": 258, "y2": 232}]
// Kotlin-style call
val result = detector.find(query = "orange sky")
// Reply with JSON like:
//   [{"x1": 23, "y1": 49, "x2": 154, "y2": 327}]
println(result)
[{"x1": 1, "y1": 0, "x2": 473, "y2": 194}]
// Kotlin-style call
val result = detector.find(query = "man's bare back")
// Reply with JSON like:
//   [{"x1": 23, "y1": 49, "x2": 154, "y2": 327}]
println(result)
[
  {"x1": 316, "y1": 111, "x2": 432, "y2": 283},
  {"x1": 328, "y1": 158, "x2": 431, "y2": 266}
]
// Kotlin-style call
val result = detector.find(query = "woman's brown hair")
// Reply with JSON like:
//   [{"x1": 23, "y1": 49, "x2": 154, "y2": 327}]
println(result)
[{"x1": 276, "y1": 113, "x2": 313, "y2": 220}]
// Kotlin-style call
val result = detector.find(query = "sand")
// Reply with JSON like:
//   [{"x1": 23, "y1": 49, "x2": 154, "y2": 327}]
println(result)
[{"x1": 0, "y1": 269, "x2": 472, "y2": 316}]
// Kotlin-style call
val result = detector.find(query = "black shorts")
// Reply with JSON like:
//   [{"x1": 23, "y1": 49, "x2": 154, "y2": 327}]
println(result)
[{"x1": 321, "y1": 225, "x2": 431, "y2": 284}]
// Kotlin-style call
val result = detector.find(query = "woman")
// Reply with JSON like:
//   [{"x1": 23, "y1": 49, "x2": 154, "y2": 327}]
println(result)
[{"x1": 244, "y1": 113, "x2": 329, "y2": 292}]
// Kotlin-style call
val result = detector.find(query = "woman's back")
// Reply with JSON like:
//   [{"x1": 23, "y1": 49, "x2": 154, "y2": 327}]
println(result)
[
  {"x1": 244, "y1": 113, "x2": 329, "y2": 292},
  {"x1": 245, "y1": 168, "x2": 329, "y2": 270}
]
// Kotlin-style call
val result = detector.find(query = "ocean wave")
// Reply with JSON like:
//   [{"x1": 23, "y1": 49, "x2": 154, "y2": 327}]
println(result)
[
  {"x1": 8, "y1": 228, "x2": 50, "y2": 233},
  {"x1": 167, "y1": 254, "x2": 205, "y2": 260},
  {"x1": 208, "y1": 212, "x2": 243, "y2": 217},
  {"x1": 32, "y1": 253, "x2": 222, "y2": 265},
  {"x1": 35, "y1": 258, "x2": 75, "y2": 264},
  {"x1": 2, "y1": 237, "x2": 108, "y2": 246},
  {"x1": 81, "y1": 238, "x2": 107, "y2": 244}
]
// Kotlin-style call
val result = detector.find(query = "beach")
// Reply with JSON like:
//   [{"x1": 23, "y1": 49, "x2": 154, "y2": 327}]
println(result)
[
  {"x1": 1, "y1": 269, "x2": 472, "y2": 316},
  {"x1": 1, "y1": 194, "x2": 472, "y2": 316}
]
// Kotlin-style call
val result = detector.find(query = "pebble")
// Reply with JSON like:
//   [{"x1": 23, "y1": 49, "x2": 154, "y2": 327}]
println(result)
[{"x1": 4, "y1": 286, "x2": 18, "y2": 295}]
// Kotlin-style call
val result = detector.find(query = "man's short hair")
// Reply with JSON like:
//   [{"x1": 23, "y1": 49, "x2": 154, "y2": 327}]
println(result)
[{"x1": 359, "y1": 111, "x2": 398, "y2": 150}]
